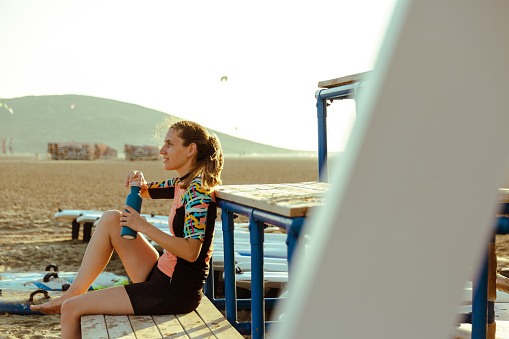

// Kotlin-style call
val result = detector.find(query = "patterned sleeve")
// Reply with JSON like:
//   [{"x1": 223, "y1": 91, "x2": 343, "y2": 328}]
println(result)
[
  {"x1": 182, "y1": 178, "x2": 213, "y2": 241},
  {"x1": 145, "y1": 178, "x2": 178, "y2": 199}
]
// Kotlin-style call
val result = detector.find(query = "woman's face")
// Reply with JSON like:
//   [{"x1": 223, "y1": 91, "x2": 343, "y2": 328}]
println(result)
[{"x1": 159, "y1": 128, "x2": 195, "y2": 175}]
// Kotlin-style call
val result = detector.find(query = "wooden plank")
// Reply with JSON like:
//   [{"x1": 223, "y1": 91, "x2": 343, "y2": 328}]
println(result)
[
  {"x1": 81, "y1": 299, "x2": 241, "y2": 339},
  {"x1": 215, "y1": 182, "x2": 328, "y2": 217},
  {"x1": 176, "y1": 311, "x2": 215, "y2": 339},
  {"x1": 129, "y1": 315, "x2": 163, "y2": 338},
  {"x1": 105, "y1": 315, "x2": 136, "y2": 339},
  {"x1": 277, "y1": 185, "x2": 321, "y2": 195},
  {"x1": 152, "y1": 314, "x2": 190, "y2": 339},
  {"x1": 81, "y1": 314, "x2": 109, "y2": 339},
  {"x1": 195, "y1": 297, "x2": 244, "y2": 338},
  {"x1": 317, "y1": 71, "x2": 371, "y2": 88},
  {"x1": 292, "y1": 182, "x2": 329, "y2": 192}
]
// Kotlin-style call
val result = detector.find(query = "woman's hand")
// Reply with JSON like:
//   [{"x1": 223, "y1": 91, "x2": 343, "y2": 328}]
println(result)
[
  {"x1": 124, "y1": 170, "x2": 148, "y2": 189},
  {"x1": 121, "y1": 205, "x2": 149, "y2": 233}
]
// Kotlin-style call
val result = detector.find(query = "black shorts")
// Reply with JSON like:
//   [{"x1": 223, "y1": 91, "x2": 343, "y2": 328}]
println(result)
[{"x1": 124, "y1": 263, "x2": 201, "y2": 315}]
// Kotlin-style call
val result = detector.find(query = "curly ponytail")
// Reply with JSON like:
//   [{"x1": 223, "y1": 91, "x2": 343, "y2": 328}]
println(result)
[{"x1": 167, "y1": 120, "x2": 224, "y2": 189}]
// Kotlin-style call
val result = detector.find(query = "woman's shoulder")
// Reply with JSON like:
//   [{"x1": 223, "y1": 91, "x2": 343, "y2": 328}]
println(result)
[{"x1": 184, "y1": 177, "x2": 213, "y2": 197}]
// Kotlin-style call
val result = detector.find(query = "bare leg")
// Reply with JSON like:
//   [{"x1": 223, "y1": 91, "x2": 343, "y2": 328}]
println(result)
[
  {"x1": 60, "y1": 285, "x2": 134, "y2": 339},
  {"x1": 31, "y1": 210, "x2": 159, "y2": 314}
]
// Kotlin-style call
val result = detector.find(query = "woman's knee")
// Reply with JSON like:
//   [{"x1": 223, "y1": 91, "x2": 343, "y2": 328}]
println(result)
[
  {"x1": 61, "y1": 297, "x2": 80, "y2": 319},
  {"x1": 98, "y1": 210, "x2": 122, "y2": 229}
]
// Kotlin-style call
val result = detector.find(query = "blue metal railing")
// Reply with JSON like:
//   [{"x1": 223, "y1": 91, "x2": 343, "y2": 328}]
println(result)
[
  {"x1": 205, "y1": 76, "x2": 363, "y2": 336},
  {"x1": 315, "y1": 76, "x2": 507, "y2": 338},
  {"x1": 460, "y1": 207, "x2": 509, "y2": 339},
  {"x1": 206, "y1": 77, "x2": 506, "y2": 338},
  {"x1": 472, "y1": 241, "x2": 490, "y2": 339},
  {"x1": 207, "y1": 199, "x2": 305, "y2": 339},
  {"x1": 315, "y1": 82, "x2": 362, "y2": 182}
]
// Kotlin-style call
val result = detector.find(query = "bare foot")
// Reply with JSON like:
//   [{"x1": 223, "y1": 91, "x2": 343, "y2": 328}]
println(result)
[{"x1": 30, "y1": 293, "x2": 75, "y2": 314}]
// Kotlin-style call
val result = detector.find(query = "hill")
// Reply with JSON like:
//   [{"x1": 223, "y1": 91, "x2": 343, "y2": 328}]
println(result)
[{"x1": 0, "y1": 95, "x2": 309, "y2": 157}]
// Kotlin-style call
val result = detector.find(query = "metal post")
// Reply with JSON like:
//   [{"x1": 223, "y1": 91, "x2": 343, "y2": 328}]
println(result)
[
  {"x1": 487, "y1": 235, "x2": 497, "y2": 338},
  {"x1": 316, "y1": 92, "x2": 328, "y2": 183},
  {"x1": 71, "y1": 219, "x2": 80, "y2": 239},
  {"x1": 286, "y1": 217, "x2": 304, "y2": 296},
  {"x1": 250, "y1": 216, "x2": 265, "y2": 339},
  {"x1": 83, "y1": 222, "x2": 93, "y2": 242},
  {"x1": 217, "y1": 199, "x2": 305, "y2": 334},
  {"x1": 286, "y1": 217, "x2": 305, "y2": 266},
  {"x1": 472, "y1": 248, "x2": 489, "y2": 339},
  {"x1": 315, "y1": 83, "x2": 361, "y2": 183},
  {"x1": 222, "y1": 209, "x2": 237, "y2": 324}
]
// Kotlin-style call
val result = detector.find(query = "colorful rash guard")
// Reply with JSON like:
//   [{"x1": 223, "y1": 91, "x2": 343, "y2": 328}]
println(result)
[{"x1": 141, "y1": 175, "x2": 216, "y2": 301}]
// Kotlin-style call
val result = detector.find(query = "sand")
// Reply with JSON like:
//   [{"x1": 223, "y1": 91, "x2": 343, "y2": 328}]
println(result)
[
  {"x1": 1, "y1": 156, "x2": 509, "y2": 338},
  {"x1": 0, "y1": 156, "x2": 319, "y2": 338}
]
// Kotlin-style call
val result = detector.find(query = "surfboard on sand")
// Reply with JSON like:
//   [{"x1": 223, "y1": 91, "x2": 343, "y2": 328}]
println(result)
[
  {"x1": 0, "y1": 267, "x2": 129, "y2": 315},
  {"x1": 0, "y1": 289, "x2": 65, "y2": 315},
  {"x1": 227, "y1": 271, "x2": 289, "y2": 291},
  {"x1": 54, "y1": 209, "x2": 168, "y2": 241},
  {"x1": 55, "y1": 209, "x2": 168, "y2": 223},
  {"x1": 54, "y1": 209, "x2": 104, "y2": 221}
]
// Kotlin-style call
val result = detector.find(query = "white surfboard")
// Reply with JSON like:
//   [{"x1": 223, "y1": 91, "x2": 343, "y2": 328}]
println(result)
[
  {"x1": 461, "y1": 281, "x2": 509, "y2": 303},
  {"x1": 55, "y1": 209, "x2": 168, "y2": 222},
  {"x1": 211, "y1": 251, "x2": 289, "y2": 271},
  {"x1": 54, "y1": 209, "x2": 104, "y2": 221},
  {"x1": 0, "y1": 271, "x2": 128, "y2": 292},
  {"x1": 235, "y1": 261, "x2": 288, "y2": 273},
  {"x1": 0, "y1": 270, "x2": 129, "y2": 315},
  {"x1": 213, "y1": 238, "x2": 290, "y2": 251},
  {"x1": 214, "y1": 222, "x2": 282, "y2": 233},
  {"x1": 76, "y1": 213, "x2": 102, "y2": 223},
  {"x1": 214, "y1": 230, "x2": 291, "y2": 243},
  {"x1": 227, "y1": 271, "x2": 288, "y2": 290}
]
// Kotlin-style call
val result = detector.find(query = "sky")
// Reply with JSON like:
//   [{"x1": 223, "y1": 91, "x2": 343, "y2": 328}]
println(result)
[{"x1": 0, "y1": 0, "x2": 396, "y2": 152}]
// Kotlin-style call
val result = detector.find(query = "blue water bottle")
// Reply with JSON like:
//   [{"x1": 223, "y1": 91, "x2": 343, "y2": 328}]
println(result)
[{"x1": 121, "y1": 186, "x2": 142, "y2": 239}]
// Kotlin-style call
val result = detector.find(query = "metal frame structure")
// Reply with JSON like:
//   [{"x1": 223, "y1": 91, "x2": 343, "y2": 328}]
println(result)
[
  {"x1": 205, "y1": 199, "x2": 305, "y2": 338},
  {"x1": 315, "y1": 82, "x2": 364, "y2": 182},
  {"x1": 203, "y1": 69, "x2": 506, "y2": 338},
  {"x1": 475, "y1": 212, "x2": 509, "y2": 338},
  {"x1": 315, "y1": 74, "x2": 508, "y2": 339},
  {"x1": 204, "y1": 74, "x2": 368, "y2": 338}
]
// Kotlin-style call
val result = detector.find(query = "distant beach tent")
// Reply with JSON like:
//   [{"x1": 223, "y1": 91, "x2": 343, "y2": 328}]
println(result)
[
  {"x1": 221, "y1": 76, "x2": 228, "y2": 82},
  {"x1": 124, "y1": 144, "x2": 159, "y2": 161},
  {"x1": 47, "y1": 142, "x2": 117, "y2": 160}
]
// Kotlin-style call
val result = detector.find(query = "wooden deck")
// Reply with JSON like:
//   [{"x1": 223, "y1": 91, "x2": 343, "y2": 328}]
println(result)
[
  {"x1": 215, "y1": 182, "x2": 329, "y2": 218},
  {"x1": 81, "y1": 296, "x2": 243, "y2": 339}
]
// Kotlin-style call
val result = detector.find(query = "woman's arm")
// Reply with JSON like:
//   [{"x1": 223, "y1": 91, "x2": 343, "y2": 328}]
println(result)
[
  {"x1": 125, "y1": 170, "x2": 176, "y2": 199},
  {"x1": 121, "y1": 205, "x2": 202, "y2": 262},
  {"x1": 143, "y1": 180, "x2": 176, "y2": 199}
]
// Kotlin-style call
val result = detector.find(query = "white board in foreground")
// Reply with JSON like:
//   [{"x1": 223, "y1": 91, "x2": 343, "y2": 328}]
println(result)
[{"x1": 272, "y1": 1, "x2": 509, "y2": 338}]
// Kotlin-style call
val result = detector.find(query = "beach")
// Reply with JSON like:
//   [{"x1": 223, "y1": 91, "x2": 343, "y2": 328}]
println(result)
[
  {"x1": 1, "y1": 156, "x2": 509, "y2": 338},
  {"x1": 0, "y1": 156, "x2": 319, "y2": 338}
]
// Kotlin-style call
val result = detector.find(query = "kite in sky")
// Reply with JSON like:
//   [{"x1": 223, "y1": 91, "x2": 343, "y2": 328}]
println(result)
[{"x1": 0, "y1": 103, "x2": 14, "y2": 114}]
